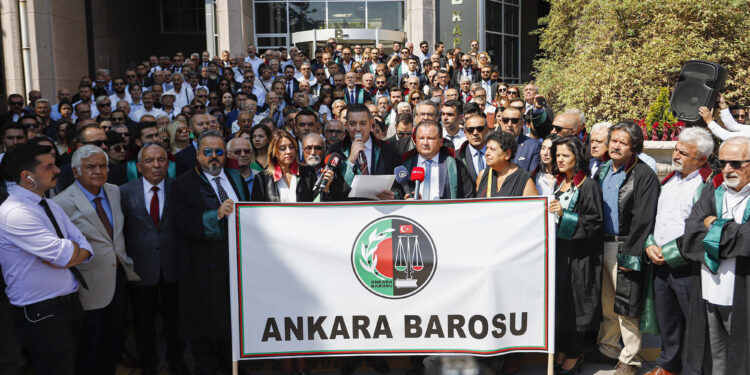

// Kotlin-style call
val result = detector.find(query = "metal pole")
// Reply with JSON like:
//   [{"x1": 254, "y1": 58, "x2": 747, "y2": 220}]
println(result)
[{"x1": 18, "y1": 0, "x2": 32, "y2": 94}]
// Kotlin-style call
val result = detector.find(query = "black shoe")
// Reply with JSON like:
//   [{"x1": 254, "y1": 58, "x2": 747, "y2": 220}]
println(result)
[
  {"x1": 556, "y1": 356, "x2": 583, "y2": 374},
  {"x1": 168, "y1": 358, "x2": 192, "y2": 375}
]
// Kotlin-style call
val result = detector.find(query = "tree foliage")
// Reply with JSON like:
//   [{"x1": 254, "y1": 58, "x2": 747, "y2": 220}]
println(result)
[{"x1": 533, "y1": 0, "x2": 750, "y2": 124}]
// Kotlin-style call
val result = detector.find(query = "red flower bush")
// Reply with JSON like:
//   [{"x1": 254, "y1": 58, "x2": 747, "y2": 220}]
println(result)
[{"x1": 637, "y1": 119, "x2": 685, "y2": 141}]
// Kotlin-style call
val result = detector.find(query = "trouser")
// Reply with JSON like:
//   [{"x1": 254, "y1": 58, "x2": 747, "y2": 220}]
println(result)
[
  {"x1": 130, "y1": 277, "x2": 183, "y2": 374},
  {"x1": 0, "y1": 287, "x2": 21, "y2": 375},
  {"x1": 653, "y1": 264, "x2": 692, "y2": 372},
  {"x1": 76, "y1": 266, "x2": 128, "y2": 375},
  {"x1": 706, "y1": 302, "x2": 732, "y2": 375},
  {"x1": 597, "y1": 242, "x2": 642, "y2": 366},
  {"x1": 192, "y1": 337, "x2": 232, "y2": 375},
  {"x1": 11, "y1": 292, "x2": 83, "y2": 375}
]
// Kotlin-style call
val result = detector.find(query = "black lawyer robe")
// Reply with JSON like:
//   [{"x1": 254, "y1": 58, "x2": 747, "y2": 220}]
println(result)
[
  {"x1": 171, "y1": 166, "x2": 250, "y2": 341},
  {"x1": 681, "y1": 175, "x2": 750, "y2": 375}
]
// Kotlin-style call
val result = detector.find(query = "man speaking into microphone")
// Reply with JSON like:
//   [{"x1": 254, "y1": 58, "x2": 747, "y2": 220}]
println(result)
[{"x1": 327, "y1": 104, "x2": 402, "y2": 200}]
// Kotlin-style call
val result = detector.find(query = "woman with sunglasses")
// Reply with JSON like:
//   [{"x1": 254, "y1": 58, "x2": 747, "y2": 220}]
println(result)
[
  {"x1": 491, "y1": 83, "x2": 510, "y2": 110},
  {"x1": 251, "y1": 129, "x2": 344, "y2": 202},
  {"x1": 408, "y1": 91, "x2": 423, "y2": 109},
  {"x1": 250, "y1": 124, "x2": 271, "y2": 171},
  {"x1": 475, "y1": 130, "x2": 538, "y2": 197},
  {"x1": 167, "y1": 120, "x2": 190, "y2": 154},
  {"x1": 477, "y1": 52, "x2": 492, "y2": 69},
  {"x1": 548, "y1": 136, "x2": 603, "y2": 374},
  {"x1": 106, "y1": 130, "x2": 129, "y2": 164}
]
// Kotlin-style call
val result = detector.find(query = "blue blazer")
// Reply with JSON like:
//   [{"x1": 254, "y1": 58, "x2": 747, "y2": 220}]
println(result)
[{"x1": 513, "y1": 134, "x2": 541, "y2": 173}]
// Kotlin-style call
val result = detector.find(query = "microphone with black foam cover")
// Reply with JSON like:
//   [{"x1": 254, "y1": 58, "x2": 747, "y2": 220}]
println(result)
[
  {"x1": 394, "y1": 166, "x2": 412, "y2": 198},
  {"x1": 313, "y1": 152, "x2": 343, "y2": 195},
  {"x1": 410, "y1": 167, "x2": 425, "y2": 200},
  {"x1": 354, "y1": 133, "x2": 366, "y2": 170}
]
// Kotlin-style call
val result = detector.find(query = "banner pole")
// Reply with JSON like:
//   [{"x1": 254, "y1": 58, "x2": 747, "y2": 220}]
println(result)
[
  {"x1": 233, "y1": 361, "x2": 238, "y2": 375},
  {"x1": 547, "y1": 353, "x2": 553, "y2": 375}
]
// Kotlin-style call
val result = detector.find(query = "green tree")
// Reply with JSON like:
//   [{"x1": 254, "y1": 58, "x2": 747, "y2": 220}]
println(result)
[
  {"x1": 645, "y1": 87, "x2": 677, "y2": 125},
  {"x1": 533, "y1": 0, "x2": 750, "y2": 124}
]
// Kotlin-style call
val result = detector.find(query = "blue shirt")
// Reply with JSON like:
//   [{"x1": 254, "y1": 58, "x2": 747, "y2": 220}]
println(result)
[
  {"x1": 602, "y1": 164, "x2": 627, "y2": 235},
  {"x1": 0, "y1": 187, "x2": 92, "y2": 306},
  {"x1": 76, "y1": 181, "x2": 113, "y2": 226}
]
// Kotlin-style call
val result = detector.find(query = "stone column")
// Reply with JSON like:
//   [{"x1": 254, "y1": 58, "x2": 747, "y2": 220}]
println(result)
[
  {"x1": 406, "y1": 0, "x2": 435, "y2": 46},
  {"x1": 216, "y1": 0, "x2": 254, "y2": 56},
  {"x1": 1, "y1": 0, "x2": 26, "y2": 96}
]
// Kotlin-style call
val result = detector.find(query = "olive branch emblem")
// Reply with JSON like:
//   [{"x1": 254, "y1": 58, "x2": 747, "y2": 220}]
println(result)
[{"x1": 358, "y1": 227, "x2": 395, "y2": 280}]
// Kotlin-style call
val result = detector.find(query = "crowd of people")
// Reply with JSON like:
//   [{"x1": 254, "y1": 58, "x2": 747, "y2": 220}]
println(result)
[{"x1": 0, "y1": 38, "x2": 749, "y2": 375}]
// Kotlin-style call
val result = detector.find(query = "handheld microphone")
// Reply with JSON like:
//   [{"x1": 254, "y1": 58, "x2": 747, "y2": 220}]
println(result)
[
  {"x1": 410, "y1": 167, "x2": 425, "y2": 200},
  {"x1": 394, "y1": 166, "x2": 412, "y2": 198},
  {"x1": 354, "y1": 133, "x2": 366, "y2": 168},
  {"x1": 313, "y1": 153, "x2": 343, "y2": 194}
]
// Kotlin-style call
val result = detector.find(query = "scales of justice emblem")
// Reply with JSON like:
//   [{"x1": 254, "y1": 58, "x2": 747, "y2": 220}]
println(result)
[{"x1": 352, "y1": 216, "x2": 437, "y2": 299}]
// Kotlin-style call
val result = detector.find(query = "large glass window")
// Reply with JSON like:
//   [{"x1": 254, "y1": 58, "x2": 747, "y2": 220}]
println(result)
[
  {"x1": 255, "y1": 0, "x2": 405, "y2": 51},
  {"x1": 161, "y1": 0, "x2": 205, "y2": 34},
  {"x1": 485, "y1": 0, "x2": 521, "y2": 83}
]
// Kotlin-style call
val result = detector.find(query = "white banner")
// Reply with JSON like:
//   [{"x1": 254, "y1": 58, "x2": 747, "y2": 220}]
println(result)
[{"x1": 229, "y1": 198, "x2": 555, "y2": 360}]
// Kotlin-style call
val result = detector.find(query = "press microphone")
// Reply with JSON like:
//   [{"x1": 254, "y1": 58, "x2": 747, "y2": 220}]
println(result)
[
  {"x1": 313, "y1": 153, "x2": 343, "y2": 194},
  {"x1": 410, "y1": 167, "x2": 425, "y2": 200},
  {"x1": 394, "y1": 166, "x2": 412, "y2": 198},
  {"x1": 354, "y1": 133, "x2": 366, "y2": 169}
]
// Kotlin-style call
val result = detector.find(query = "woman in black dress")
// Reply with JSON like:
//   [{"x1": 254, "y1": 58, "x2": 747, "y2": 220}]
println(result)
[
  {"x1": 476, "y1": 130, "x2": 538, "y2": 197},
  {"x1": 548, "y1": 136, "x2": 603, "y2": 374}
]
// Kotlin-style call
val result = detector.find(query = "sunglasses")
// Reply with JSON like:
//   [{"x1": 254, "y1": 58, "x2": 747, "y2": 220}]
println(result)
[
  {"x1": 326, "y1": 129, "x2": 345, "y2": 134},
  {"x1": 201, "y1": 148, "x2": 225, "y2": 157},
  {"x1": 10, "y1": 101, "x2": 23, "y2": 106},
  {"x1": 355, "y1": 70, "x2": 364, "y2": 74},
  {"x1": 303, "y1": 145, "x2": 325, "y2": 151},
  {"x1": 397, "y1": 131, "x2": 413, "y2": 137},
  {"x1": 507, "y1": 91, "x2": 519, "y2": 95},
  {"x1": 112, "y1": 144, "x2": 128, "y2": 153},
  {"x1": 502, "y1": 117, "x2": 520, "y2": 124},
  {"x1": 116, "y1": 131, "x2": 129, "y2": 137},
  {"x1": 83, "y1": 140, "x2": 106, "y2": 147},
  {"x1": 232, "y1": 148, "x2": 252, "y2": 155},
  {"x1": 718, "y1": 159, "x2": 750, "y2": 169},
  {"x1": 552, "y1": 125, "x2": 573, "y2": 132},
  {"x1": 97, "y1": 102, "x2": 111, "y2": 107},
  {"x1": 177, "y1": 128, "x2": 189, "y2": 134},
  {"x1": 498, "y1": 88, "x2": 507, "y2": 92},
  {"x1": 192, "y1": 105, "x2": 206, "y2": 109},
  {"x1": 466, "y1": 126, "x2": 486, "y2": 133}
]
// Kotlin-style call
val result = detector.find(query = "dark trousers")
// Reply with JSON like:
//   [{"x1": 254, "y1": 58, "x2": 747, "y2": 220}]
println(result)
[
  {"x1": 556, "y1": 330, "x2": 584, "y2": 357},
  {"x1": 76, "y1": 267, "x2": 128, "y2": 375},
  {"x1": 11, "y1": 293, "x2": 83, "y2": 375},
  {"x1": 0, "y1": 288, "x2": 21, "y2": 375},
  {"x1": 653, "y1": 265, "x2": 692, "y2": 372},
  {"x1": 130, "y1": 277, "x2": 183, "y2": 373},
  {"x1": 192, "y1": 337, "x2": 232, "y2": 375}
]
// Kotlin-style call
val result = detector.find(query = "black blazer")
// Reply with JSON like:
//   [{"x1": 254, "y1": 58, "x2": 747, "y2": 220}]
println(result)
[
  {"x1": 452, "y1": 68, "x2": 480, "y2": 87},
  {"x1": 250, "y1": 164, "x2": 346, "y2": 202},
  {"x1": 174, "y1": 143, "x2": 196, "y2": 177},
  {"x1": 54, "y1": 162, "x2": 127, "y2": 194}
]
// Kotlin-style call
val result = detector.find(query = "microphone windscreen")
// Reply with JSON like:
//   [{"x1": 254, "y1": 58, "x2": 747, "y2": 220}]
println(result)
[
  {"x1": 394, "y1": 166, "x2": 409, "y2": 184},
  {"x1": 410, "y1": 167, "x2": 425, "y2": 182}
]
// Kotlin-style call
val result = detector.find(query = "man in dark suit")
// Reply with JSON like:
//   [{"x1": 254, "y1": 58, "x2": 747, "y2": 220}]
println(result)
[
  {"x1": 327, "y1": 104, "x2": 402, "y2": 199},
  {"x1": 499, "y1": 107, "x2": 541, "y2": 172},
  {"x1": 451, "y1": 55, "x2": 480, "y2": 87},
  {"x1": 174, "y1": 113, "x2": 211, "y2": 176},
  {"x1": 401, "y1": 120, "x2": 475, "y2": 199},
  {"x1": 120, "y1": 143, "x2": 187, "y2": 375},
  {"x1": 343, "y1": 72, "x2": 372, "y2": 105},
  {"x1": 456, "y1": 115, "x2": 490, "y2": 182},
  {"x1": 283, "y1": 65, "x2": 300, "y2": 100},
  {"x1": 171, "y1": 130, "x2": 250, "y2": 375}
]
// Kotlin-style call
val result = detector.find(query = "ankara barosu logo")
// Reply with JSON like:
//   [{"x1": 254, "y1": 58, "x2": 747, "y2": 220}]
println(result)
[{"x1": 351, "y1": 216, "x2": 437, "y2": 299}]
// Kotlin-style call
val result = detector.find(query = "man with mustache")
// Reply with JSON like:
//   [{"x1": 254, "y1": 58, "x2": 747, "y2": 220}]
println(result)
[
  {"x1": 594, "y1": 121, "x2": 659, "y2": 375},
  {"x1": 643, "y1": 128, "x2": 715, "y2": 375},
  {"x1": 682, "y1": 136, "x2": 750, "y2": 375},
  {"x1": 301, "y1": 133, "x2": 326, "y2": 176}
]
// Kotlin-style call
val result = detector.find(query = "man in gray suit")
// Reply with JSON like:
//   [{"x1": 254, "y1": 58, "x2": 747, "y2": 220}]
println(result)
[
  {"x1": 54, "y1": 145, "x2": 139, "y2": 375},
  {"x1": 119, "y1": 143, "x2": 187, "y2": 375}
]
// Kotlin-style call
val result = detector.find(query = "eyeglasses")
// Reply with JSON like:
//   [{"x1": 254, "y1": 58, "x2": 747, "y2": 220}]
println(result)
[
  {"x1": 397, "y1": 131, "x2": 413, "y2": 137},
  {"x1": 326, "y1": 129, "x2": 345, "y2": 134},
  {"x1": 303, "y1": 145, "x2": 325, "y2": 151},
  {"x1": 114, "y1": 82, "x2": 126, "y2": 86},
  {"x1": 97, "y1": 102, "x2": 111, "y2": 107},
  {"x1": 507, "y1": 91, "x2": 519, "y2": 95},
  {"x1": 83, "y1": 139, "x2": 106, "y2": 147},
  {"x1": 465, "y1": 126, "x2": 486, "y2": 133},
  {"x1": 502, "y1": 117, "x2": 520, "y2": 124},
  {"x1": 201, "y1": 148, "x2": 225, "y2": 157},
  {"x1": 112, "y1": 144, "x2": 128, "y2": 152},
  {"x1": 474, "y1": 94, "x2": 486, "y2": 98},
  {"x1": 498, "y1": 88, "x2": 507, "y2": 92},
  {"x1": 177, "y1": 128, "x2": 189, "y2": 134},
  {"x1": 232, "y1": 148, "x2": 252, "y2": 155},
  {"x1": 192, "y1": 104, "x2": 206, "y2": 109},
  {"x1": 355, "y1": 70, "x2": 364, "y2": 74},
  {"x1": 718, "y1": 159, "x2": 750, "y2": 169},
  {"x1": 9, "y1": 101, "x2": 23, "y2": 106},
  {"x1": 552, "y1": 125, "x2": 573, "y2": 133},
  {"x1": 112, "y1": 117, "x2": 125, "y2": 122},
  {"x1": 115, "y1": 131, "x2": 129, "y2": 137}
]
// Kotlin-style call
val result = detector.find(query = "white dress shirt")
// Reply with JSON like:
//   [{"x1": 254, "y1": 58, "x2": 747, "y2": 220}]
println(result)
[
  {"x1": 444, "y1": 129, "x2": 466, "y2": 150},
  {"x1": 131, "y1": 106, "x2": 167, "y2": 122},
  {"x1": 171, "y1": 85, "x2": 194, "y2": 110},
  {"x1": 469, "y1": 145, "x2": 486, "y2": 173},
  {"x1": 0, "y1": 187, "x2": 93, "y2": 306},
  {"x1": 701, "y1": 182, "x2": 750, "y2": 306},
  {"x1": 276, "y1": 176, "x2": 298, "y2": 203},
  {"x1": 417, "y1": 154, "x2": 440, "y2": 200},
  {"x1": 708, "y1": 108, "x2": 750, "y2": 140},
  {"x1": 654, "y1": 169, "x2": 703, "y2": 246},
  {"x1": 202, "y1": 169, "x2": 239, "y2": 203},
  {"x1": 109, "y1": 93, "x2": 132, "y2": 111},
  {"x1": 142, "y1": 178, "x2": 166, "y2": 218},
  {"x1": 244, "y1": 56, "x2": 264, "y2": 76}
]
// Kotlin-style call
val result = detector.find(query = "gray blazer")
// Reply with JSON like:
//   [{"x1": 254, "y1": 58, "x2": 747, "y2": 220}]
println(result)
[
  {"x1": 119, "y1": 177, "x2": 178, "y2": 285},
  {"x1": 54, "y1": 182, "x2": 139, "y2": 310}
]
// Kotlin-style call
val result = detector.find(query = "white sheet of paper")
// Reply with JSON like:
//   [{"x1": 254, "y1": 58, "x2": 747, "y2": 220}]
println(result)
[{"x1": 348, "y1": 174, "x2": 396, "y2": 199}]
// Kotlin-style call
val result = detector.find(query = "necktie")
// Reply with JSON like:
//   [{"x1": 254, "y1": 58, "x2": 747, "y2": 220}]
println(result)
[
  {"x1": 93, "y1": 197, "x2": 113, "y2": 239},
  {"x1": 359, "y1": 151, "x2": 369, "y2": 175},
  {"x1": 350, "y1": 89, "x2": 356, "y2": 103},
  {"x1": 149, "y1": 186, "x2": 160, "y2": 228},
  {"x1": 423, "y1": 160, "x2": 433, "y2": 200},
  {"x1": 39, "y1": 198, "x2": 89, "y2": 290},
  {"x1": 213, "y1": 176, "x2": 230, "y2": 202},
  {"x1": 477, "y1": 150, "x2": 485, "y2": 171},
  {"x1": 287, "y1": 81, "x2": 293, "y2": 97}
]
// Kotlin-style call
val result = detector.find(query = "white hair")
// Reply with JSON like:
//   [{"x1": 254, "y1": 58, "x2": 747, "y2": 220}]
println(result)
[
  {"x1": 591, "y1": 121, "x2": 613, "y2": 134},
  {"x1": 719, "y1": 136, "x2": 750, "y2": 159},
  {"x1": 137, "y1": 142, "x2": 167, "y2": 163},
  {"x1": 172, "y1": 72, "x2": 184, "y2": 80},
  {"x1": 678, "y1": 127, "x2": 714, "y2": 158},
  {"x1": 71, "y1": 145, "x2": 108, "y2": 175},
  {"x1": 302, "y1": 132, "x2": 325, "y2": 145},
  {"x1": 565, "y1": 109, "x2": 585, "y2": 126},
  {"x1": 227, "y1": 137, "x2": 250, "y2": 151},
  {"x1": 397, "y1": 101, "x2": 411, "y2": 111},
  {"x1": 460, "y1": 76, "x2": 473, "y2": 84}
]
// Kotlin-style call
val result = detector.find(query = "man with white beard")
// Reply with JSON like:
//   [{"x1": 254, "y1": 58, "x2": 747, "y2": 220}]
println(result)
[
  {"x1": 642, "y1": 127, "x2": 715, "y2": 375},
  {"x1": 227, "y1": 137, "x2": 256, "y2": 193},
  {"x1": 682, "y1": 136, "x2": 750, "y2": 375},
  {"x1": 302, "y1": 133, "x2": 326, "y2": 177}
]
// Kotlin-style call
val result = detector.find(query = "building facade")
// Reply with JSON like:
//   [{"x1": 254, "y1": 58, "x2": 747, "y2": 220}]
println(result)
[{"x1": 0, "y1": 0, "x2": 547, "y2": 107}]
